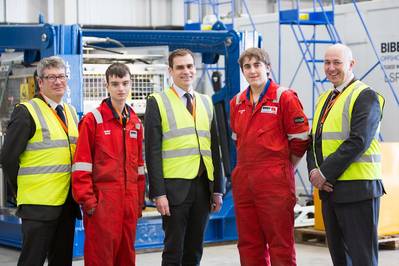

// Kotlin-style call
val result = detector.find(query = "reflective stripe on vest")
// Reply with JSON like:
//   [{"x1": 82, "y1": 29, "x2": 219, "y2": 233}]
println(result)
[
  {"x1": 23, "y1": 100, "x2": 76, "y2": 150},
  {"x1": 311, "y1": 80, "x2": 384, "y2": 181},
  {"x1": 17, "y1": 98, "x2": 79, "y2": 206},
  {"x1": 162, "y1": 148, "x2": 212, "y2": 158},
  {"x1": 18, "y1": 164, "x2": 72, "y2": 175},
  {"x1": 152, "y1": 88, "x2": 214, "y2": 180}
]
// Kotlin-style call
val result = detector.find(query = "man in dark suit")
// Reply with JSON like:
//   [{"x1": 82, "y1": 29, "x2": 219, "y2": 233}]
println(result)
[
  {"x1": 145, "y1": 48, "x2": 223, "y2": 266},
  {"x1": 307, "y1": 43, "x2": 385, "y2": 266},
  {"x1": 0, "y1": 56, "x2": 81, "y2": 266}
]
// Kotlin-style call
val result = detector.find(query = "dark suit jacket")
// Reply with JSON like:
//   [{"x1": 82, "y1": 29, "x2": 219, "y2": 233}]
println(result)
[
  {"x1": 306, "y1": 79, "x2": 385, "y2": 203},
  {"x1": 145, "y1": 95, "x2": 224, "y2": 206},
  {"x1": 0, "y1": 96, "x2": 81, "y2": 220}
]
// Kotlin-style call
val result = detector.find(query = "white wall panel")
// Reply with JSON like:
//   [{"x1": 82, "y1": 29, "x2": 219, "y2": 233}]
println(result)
[
  {"x1": 59, "y1": 0, "x2": 77, "y2": 24},
  {"x1": 78, "y1": 0, "x2": 138, "y2": 26},
  {"x1": 0, "y1": 0, "x2": 5, "y2": 22},
  {"x1": 4, "y1": 0, "x2": 47, "y2": 23},
  {"x1": 1, "y1": 0, "x2": 183, "y2": 26},
  {"x1": 0, "y1": 0, "x2": 320, "y2": 26}
]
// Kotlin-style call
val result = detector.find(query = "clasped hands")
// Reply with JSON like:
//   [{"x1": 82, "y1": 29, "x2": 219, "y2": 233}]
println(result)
[{"x1": 309, "y1": 169, "x2": 334, "y2": 192}]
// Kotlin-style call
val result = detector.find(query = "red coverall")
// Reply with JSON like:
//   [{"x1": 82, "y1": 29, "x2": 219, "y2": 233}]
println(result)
[
  {"x1": 230, "y1": 80, "x2": 309, "y2": 266},
  {"x1": 72, "y1": 100, "x2": 145, "y2": 266}
]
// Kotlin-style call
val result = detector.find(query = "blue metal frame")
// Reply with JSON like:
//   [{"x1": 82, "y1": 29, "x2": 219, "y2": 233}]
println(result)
[
  {"x1": 0, "y1": 212, "x2": 21, "y2": 248},
  {"x1": 82, "y1": 28, "x2": 241, "y2": 168},
  {"x1": 0, "y1": 25, "x2": 243, "y2": 161},
  {"x1": 134, "y1": 192, "x2": 237, "y2": 251},
  {"x1": 0, "y1": 23, "x2": 84, "y2": 114},
  {"x1": 82, "y1": 28, "x2": 245, "y2": 252},
  {"x1": 0, "y1": 24, "x2": 247, "y2": 255},
  {"x1": 282, "y1": 0, "x2": 336, "y2": 198},
  {"x1": 278, "y1": 0, "x2": 398, "y2": 197},
  {"x1": 278, "y1": 0, "x2": 399, "y2": 115},
  {"x1": 0, "y1": 23, "x2": 85, "y2": 255},
  {"x1": 278, "y1": 0, "x2": 341, "y2": 100},
  {"x1": 0, "y1": 23, "x2": 82, "y2": 63},
  {"x1": 278, "y1": 0, "x2": 341, "y2": 198}
]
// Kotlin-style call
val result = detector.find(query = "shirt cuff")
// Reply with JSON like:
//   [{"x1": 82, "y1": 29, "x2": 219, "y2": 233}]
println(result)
[
  {"x1": 154, "y1": 195, "x2": 167, "y2": 200},
  {"x1": 310, "y1": 168, "x2": 327, "y2": 180}
]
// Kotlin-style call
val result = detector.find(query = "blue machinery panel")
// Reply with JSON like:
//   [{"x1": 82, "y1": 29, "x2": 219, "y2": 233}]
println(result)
[
  {"x1": 134, "y1": 193, "x2": 237, "y2": 251},
  {"x1": 0, "y1": 24, "x2": 84, "y2": 114},
  {"x1": 0, "y1": 24, "x2": 241, "y2": 165},
  {"x1": 0, "y1": 23, "x2": 243, "y2": 256},
  {"x1": 0, "y1": 193, "x2": 236, "y2": 257},
  {"x1": 279, "y1": 9, "x2": 334, "y2": 25},
  {"x1": 82, "y1": 27, "x2": 241, "y2": 168},
  {"x1": 0, "y1": 24, "x2": 82, "y2": 64}
]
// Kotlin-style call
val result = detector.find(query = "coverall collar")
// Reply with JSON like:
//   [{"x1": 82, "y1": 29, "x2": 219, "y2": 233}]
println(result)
[
  {"x1": 246, "y1": 78, "x2": 271, "y2": 103},
  {"x1": 241, "y1": 79, "x2": 278, "y2": 106},
  {"x1": 102, "y1": 98, "x2": 131, "y2": 123}
]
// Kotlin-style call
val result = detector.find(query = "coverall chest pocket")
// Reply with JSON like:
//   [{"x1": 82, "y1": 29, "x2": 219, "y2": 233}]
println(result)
[
  {"x1": 255, "y1": 110, "x2": 285, "y2": 152},
  {"x1": 95, "y1": 126, "x2": 119, "y2": 162},
  {"x1": 233, "y1": 105, "x2": 250, "y2": 138},
  {"x1": 126, "y1": 128, "x2": 139, "y2": 166}
]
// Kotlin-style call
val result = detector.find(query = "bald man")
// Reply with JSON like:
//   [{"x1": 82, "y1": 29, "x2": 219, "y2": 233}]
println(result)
[{"x1": 307, "y1": 44, "x2": 385, "y2": 266}]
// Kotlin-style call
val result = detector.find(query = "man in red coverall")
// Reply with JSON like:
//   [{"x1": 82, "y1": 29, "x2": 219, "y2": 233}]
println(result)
[
  {"x1": 72, "y1": 63, "x2": 145, "y2": 266},
  {"x1": 230, "y1": 48, "x2": 310, "y2": 266}
]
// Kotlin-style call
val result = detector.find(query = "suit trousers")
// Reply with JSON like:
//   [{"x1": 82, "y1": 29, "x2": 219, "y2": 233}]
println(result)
[
  {"x1": 161, "y1": 174, "x2": 210, "y2": 266},
  {"x1": 17, "y1": 201, "x2": 77, "y2": 266},
  {"x1": 322, "y1": 196, "x2": 380, "y2": 266}
]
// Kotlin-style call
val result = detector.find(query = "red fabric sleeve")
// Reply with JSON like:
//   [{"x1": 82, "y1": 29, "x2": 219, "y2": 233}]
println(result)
[
  {"x1": 72, "y1": 113, "x2": 97, "y2": 212},
  {"x1": 229, "y1": 96, "x2": 237, "y2": 138},
  {"x1": 281, "y1": 90, "x2": 310, "y2": 157},
  {"x1": 137, "y1": 121, "x2": 145, "y2": 217}
]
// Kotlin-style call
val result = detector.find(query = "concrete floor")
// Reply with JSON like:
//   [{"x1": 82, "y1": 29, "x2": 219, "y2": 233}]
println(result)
[{"x1": 1, "y1": 243, "x2": 399, "y2": 266}]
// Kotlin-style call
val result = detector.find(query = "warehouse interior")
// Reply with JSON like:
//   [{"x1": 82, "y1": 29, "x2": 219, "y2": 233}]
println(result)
[{"x1": 0, "y1": 0, "x2": 399, "y2": 265}]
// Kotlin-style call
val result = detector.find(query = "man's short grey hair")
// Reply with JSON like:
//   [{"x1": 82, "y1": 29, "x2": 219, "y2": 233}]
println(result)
[{"x1": 37, "y1": 56, "x2": 67, "y2": 77}]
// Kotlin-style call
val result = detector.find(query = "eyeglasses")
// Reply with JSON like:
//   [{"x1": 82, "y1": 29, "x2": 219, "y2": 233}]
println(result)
[{"x1": 42, "y1": 75, "x2": 68, "y2": 82}]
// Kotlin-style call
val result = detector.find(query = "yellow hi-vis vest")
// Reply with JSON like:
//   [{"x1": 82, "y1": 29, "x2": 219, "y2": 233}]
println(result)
[
  {"x1": 311, "y1": 80, "x2": 384, "y2": 181},
  {"x1": 152, "y1": 88, "x2": 214, "y2": 181},
  {"x1": 17, "y1": 98, "x2": 79, "y2": 206}
]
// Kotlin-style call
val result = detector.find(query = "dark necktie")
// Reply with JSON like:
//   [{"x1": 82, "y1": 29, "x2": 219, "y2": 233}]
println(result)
[
  {"x1": 184, "y1": 92, "x2": 204, "y2": 176},
  {"x1": 184, "y1": 93, "x2": 193, "y2": 115},
  {"x1": 331, "y1": 89, "x2": 339, "y2": 101},
  {"x1": 325, "y1": 89, "x2": 340, "y2": 113},
  {"x1": 56, "y1": 105, "x2": 66, "y2": 125}
]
